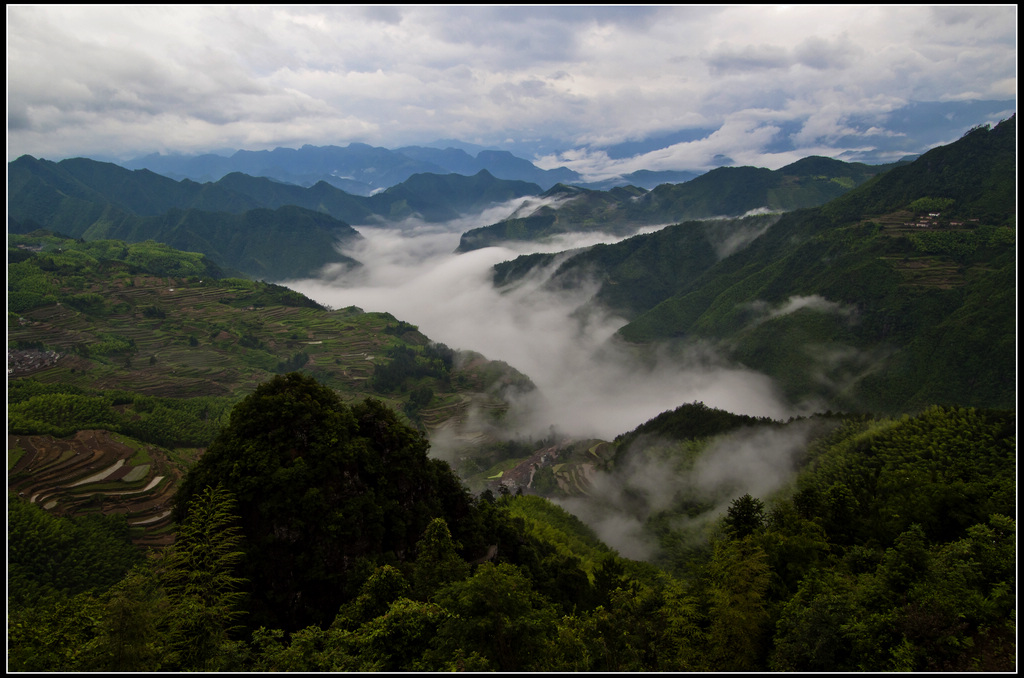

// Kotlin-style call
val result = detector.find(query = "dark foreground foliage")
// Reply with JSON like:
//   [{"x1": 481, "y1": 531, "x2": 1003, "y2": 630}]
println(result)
[{"x1": 8, "y1": 375, "x2": 1015, "y2": 671}]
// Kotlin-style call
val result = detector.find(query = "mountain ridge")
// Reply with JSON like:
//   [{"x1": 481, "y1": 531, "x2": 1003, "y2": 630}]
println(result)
[
  {"x1": 7, "y1": 157, "x2": 544, "y2": 279},
  {"x1": 492, "y1": 116, "x2": 1016, "y2": 414},
  {"x1": 123, "y1": 142, "x2": 581, "y2": 195},
  {"x1": 457, "y1": 155, "x2": 899, "y2": 251}
]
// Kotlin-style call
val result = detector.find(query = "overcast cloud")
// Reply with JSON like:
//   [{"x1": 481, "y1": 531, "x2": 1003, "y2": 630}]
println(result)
[{"x1": 7, "y1": 5, "x2": 1016, "y2": 175}]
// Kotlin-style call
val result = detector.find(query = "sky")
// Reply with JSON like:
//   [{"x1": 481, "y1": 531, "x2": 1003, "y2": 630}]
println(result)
[{"x1": 6, "y1": 5, "x2": 1017, "y2": 179}]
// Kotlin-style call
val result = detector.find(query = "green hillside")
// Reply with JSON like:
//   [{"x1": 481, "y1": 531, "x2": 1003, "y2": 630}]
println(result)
[
  {"x1": 7, "y1": 233, "x2": 536, "y2": 542},
  {"x1": 8, "y1": 156, "x2": 542, "y2": 279},
  {"x1": 493, "y1": 213, "x2": 780, "y2": 319},
  {"x1": 621, "y1": 117, "x2": 1016, "y2": 412},
  {"x1": 8, "y1": 231, "x2": 530, "y2": 415},
  {"x1": 365, "y1": 170, "x2": 541, "y2": 222},
  {"x1": 457, "y1": 156, "x2": 894, "y2": 251},
  {"x1": 492, "y1": 117, "x2": 1016, "y2": 414}
]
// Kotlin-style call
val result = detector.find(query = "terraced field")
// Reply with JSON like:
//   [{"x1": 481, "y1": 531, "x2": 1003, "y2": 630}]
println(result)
[
  {"x1": 8, "y1": 272, "x2": 520, "y2": 408},
  {"x1": 873, "y1": 209, "x2": 975, "y2": 289},
  {"x1": 8, "y1": 264, "x2": 534, "y2": 546},
  {"x1": 8, "y1": 430, "x2": 179, "y2": 547}
]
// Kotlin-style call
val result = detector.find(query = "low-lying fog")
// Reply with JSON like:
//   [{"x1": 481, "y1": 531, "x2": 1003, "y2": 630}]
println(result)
[{"x1": 284, "y1": 199, "x2": 796, "y2": 443}]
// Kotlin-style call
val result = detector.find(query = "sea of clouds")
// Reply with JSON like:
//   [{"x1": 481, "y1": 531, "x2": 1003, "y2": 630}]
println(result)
[
  {"x1": 283, "y1": 199, "x2": 851, "y2": 559},
  {"x1": 284, "y1": 198, "x2": 796, "y2": 443}
]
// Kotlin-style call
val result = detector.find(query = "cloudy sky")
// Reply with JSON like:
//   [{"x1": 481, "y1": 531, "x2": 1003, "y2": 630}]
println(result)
[{"x1": 7, "y1": 5, "x2": 1016, "y2": 177}]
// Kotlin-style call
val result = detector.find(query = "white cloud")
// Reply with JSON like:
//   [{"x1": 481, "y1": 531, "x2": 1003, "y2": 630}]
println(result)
[
  {"x1": 6, "y1": 5, "x2": 1016, "y2": 166},
  {"x1": 743, "y1": 294, "x2": 858, "y2": 326},
  {"x1": 284, "y1": 205, "x2": 794, "y2": 442}
]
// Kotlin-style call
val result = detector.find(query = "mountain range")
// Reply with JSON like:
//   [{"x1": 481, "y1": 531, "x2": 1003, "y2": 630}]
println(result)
[
  {"x1": 6, "y1": 114, "x2": 1017, "y2": 673},
  {"x1": 8, "y1": 114, "x2": 1013, "y2": 419},
  {"x1": 8, "y1": 151, "x2": 896, "y2": 280},
  {"x1": 122, "y1": 142, "x2": 710, "y2": 195},
  {"x1": 457, "y1": 155, "x2": 898, "y2": 251},
  {"x1": 122, "y1": 143, "x2": 582, "y2": 195},
  {"x1": 7, "y1": 156, "x2": 543, "y2": 279},
  {"x1": 7, "y1": 113, "x2": 1016, "y2": 423},
  {"x1": 492, "y1": 116, "x2": 1017, "y2": 414}
]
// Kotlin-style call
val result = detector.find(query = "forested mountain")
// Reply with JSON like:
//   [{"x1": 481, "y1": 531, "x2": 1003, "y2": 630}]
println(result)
[
  {"x1": 396, "y1": 146, "x2": 583, "y2": 189},
  {"x1": 8, "y1": 155, "x2": 542, "y2": 278},
  {"x1": 6, "y1": 120, "x2": 1016, "y2": 672},
  {"x1": 8, "y1": 155, "x2": 543, "y2": 227},
  {"x1": 491, "y1": 212, "x2": 781, "y2": 318},
  {"x1": 578, "y1": 168, "x2": 703, "y2": 191},
  {"x1": 124, "y1": 143, "x2": 578, "y2": 194},
  {"x1": 457, "y1": 155, "x2": 896, "y2": 251},
  {"x1": 8, "y1": 203, "x2": 361, "y2": 282},
  {"x1": 493, "y1": 117, "x2": 1016, "y2": 414},
  {"x1": 364, "y1": 170, "x2": 540, "y2": 222}
]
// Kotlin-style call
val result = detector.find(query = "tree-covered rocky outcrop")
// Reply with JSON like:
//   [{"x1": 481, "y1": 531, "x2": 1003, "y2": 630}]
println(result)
[
  {"x1": 171, "y1": 374, "x2": 483, "y2": 630},
  {"x1": 8, "y1": 372, "x2": 1016, "y2": 670}
]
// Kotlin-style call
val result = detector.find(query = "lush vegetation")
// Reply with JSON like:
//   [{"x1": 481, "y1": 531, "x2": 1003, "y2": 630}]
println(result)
[
  {"x1": 8, "y1": 494, "x2": 143, "y2": 609},
  {"x1": 9, "y1": 380, "x2": 232, "y2": 448},
  {"x1": 8, "y1": 380, "x2": 1015, "y2": 671}
]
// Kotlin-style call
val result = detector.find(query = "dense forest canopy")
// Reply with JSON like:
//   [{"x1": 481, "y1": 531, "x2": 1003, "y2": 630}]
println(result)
[{"x1": 8, "y1": 389, "x2": 1016, "y2": 671}]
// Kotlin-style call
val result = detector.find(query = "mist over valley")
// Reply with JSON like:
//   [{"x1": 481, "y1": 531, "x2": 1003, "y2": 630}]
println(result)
[
  {"x1": 7, "y1": 6, "x2": 1016, "y2": 671},
  {"x1": 284, "y1": 204, "x2": 796, "y2": 445}
]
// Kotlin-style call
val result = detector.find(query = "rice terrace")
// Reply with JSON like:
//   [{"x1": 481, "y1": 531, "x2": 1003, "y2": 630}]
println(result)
[{"x1": 7, "y1": 235, "x2": 531, "y2": 546}]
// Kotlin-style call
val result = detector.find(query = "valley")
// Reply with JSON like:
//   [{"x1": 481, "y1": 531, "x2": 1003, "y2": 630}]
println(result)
[{"x1": 7, "y1": 115, "x2": 1016, "y2": 673}]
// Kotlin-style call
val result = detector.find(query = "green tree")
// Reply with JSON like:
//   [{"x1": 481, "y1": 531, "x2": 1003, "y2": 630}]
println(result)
[
  {"x1": 173, "y1": 373, "x2": 476, "y2": 631},
  {"x1": 337, "y1": 565, "x2": 412, "y2": 628},
  {"x1": 411, "y1": 518, "x2": 471, "y2": 600},
  {"x1": 705, "y1": 536, "x2": 772, "y2": 670},
  {"x1": 723, "y1": 493, "x2": 765, "y2": 538},
  {"x1": 90, "y1": 562, "x2": 169, "y2": 671},
  {"x1": 771, "y1": 569, "x2": 858, "y2": 671},
  {"x1": 352, "y1": 597, "x2": 453, "y2": 671},
  {"x1": 162, "y1": 485, "x2": 248, "y2": 671},
  {"x1": 429, "y1": 562, "x2": 559, "y2": 671}
]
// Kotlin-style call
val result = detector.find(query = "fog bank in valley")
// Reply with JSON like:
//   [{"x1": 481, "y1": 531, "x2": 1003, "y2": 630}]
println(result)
[
  {"x1": 556, "y1": 420, "x2": 823, "y2": 560},
  {"x1": 285, "y1": 200, "x2": 796, "y2": 443}
]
